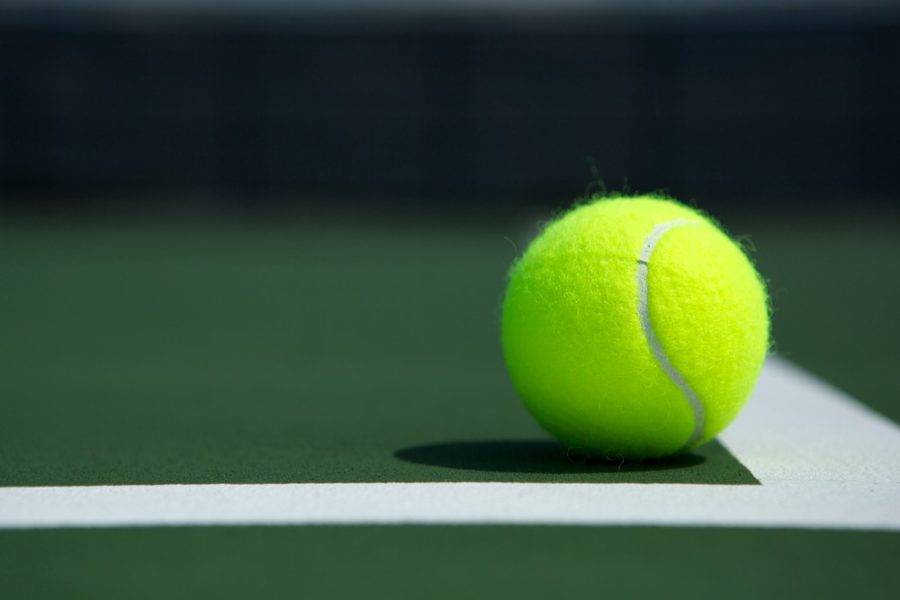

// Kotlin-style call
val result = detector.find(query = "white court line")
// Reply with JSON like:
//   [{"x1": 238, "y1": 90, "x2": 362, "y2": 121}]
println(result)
[
  {"x1": 0, "y1": 481, "x2": 898, "y2": 531},
  {"x1": 1, "y1": 357, "x2": 899, "y2": 531}
]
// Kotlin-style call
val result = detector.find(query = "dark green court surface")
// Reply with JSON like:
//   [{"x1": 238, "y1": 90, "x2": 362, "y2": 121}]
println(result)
[
  {"x1": 2, "y1": 526, "x2": 899, "y2": 599},
  {"x1": 0, "y1": 218, "x2": 767, "y2": 487},
  {"x1": 1, "y1": 213, "x2": 897, "y2": 598}
]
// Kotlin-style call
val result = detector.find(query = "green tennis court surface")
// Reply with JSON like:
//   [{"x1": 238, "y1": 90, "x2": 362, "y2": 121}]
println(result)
[{"x1": 1, "y1": 213, "x2": 898, "y2": 598}]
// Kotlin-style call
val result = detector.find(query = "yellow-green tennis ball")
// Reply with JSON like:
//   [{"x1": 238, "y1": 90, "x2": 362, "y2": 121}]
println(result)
[{"x1": 501, "y1": 195, "x2": 769, "y2": 460}]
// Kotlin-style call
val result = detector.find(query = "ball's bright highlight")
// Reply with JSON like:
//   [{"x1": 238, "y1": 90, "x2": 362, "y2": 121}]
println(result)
[{"x1": 501, "y1": 195, "x2": 769, "y2": 460}]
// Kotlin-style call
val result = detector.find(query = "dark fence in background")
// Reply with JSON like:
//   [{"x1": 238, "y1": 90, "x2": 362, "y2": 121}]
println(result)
[{"x1": 1, "y1": 7, "x2": 899, "y2": 210}]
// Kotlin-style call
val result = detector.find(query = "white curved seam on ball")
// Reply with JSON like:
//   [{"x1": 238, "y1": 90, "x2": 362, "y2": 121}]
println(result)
[{"x1": 636, "y1": 219, "x2": 706, "y2": 448}]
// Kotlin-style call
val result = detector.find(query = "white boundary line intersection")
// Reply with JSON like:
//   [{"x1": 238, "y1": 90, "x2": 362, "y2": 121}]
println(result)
[{"x1": 1, "y1": 357, "x2": 899, "y2": 531}]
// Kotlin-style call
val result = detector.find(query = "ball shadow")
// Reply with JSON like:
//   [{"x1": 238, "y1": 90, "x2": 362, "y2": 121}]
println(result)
[{"x1": 395, "y1": 439, "x2": 705, "y2": 474}]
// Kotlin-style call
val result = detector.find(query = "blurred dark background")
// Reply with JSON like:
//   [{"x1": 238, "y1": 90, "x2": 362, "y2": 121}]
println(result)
[{"x1": 1, "y1": 1, "x2": 899, "y2": 213}]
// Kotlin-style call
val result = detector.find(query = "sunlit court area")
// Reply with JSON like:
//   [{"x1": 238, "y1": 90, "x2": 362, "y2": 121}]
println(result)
[{"x1": 1, "y1": 1, "x2": 899, "y2": 598}]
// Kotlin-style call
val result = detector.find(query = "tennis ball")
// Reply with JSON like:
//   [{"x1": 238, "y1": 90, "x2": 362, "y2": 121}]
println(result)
[{"x1": 501, "y1": 195, "x2": 769, "y2": 460}]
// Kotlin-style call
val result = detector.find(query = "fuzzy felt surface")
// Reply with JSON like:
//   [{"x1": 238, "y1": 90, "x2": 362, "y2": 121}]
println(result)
[{"x1": 501, "y1": 196, "x2": 769, "y2": 459}]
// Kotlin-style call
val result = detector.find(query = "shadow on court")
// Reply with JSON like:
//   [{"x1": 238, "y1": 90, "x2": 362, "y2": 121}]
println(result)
[{"x1": 395, "y1": 439, "x2": 759, "y2": 485}]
